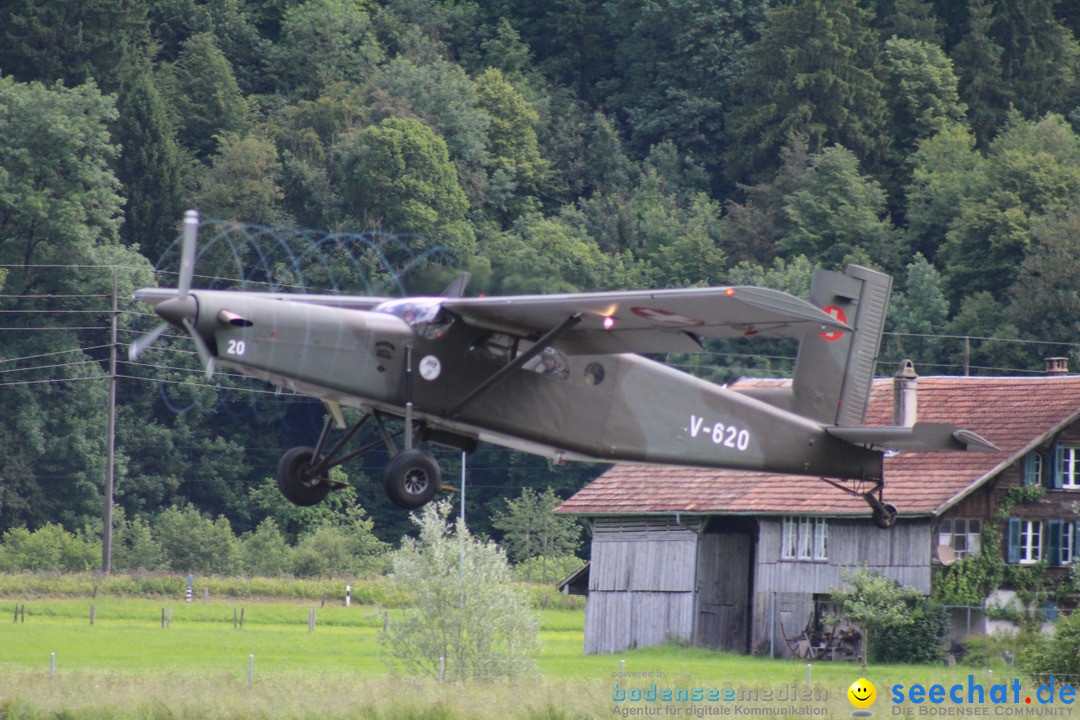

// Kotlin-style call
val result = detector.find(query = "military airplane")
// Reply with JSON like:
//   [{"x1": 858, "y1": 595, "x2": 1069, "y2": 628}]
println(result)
[{"x1": 130, "y1": 211, "x2": 998, "y2": 529}]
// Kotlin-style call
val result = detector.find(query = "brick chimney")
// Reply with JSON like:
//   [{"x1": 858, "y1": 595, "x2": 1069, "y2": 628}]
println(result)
[
  {"x1": 893, "y1": 359, "x2": 918, "y2": 427},
  {"x1": 1045, "y1": 357, "x2": 1069, "y2": 375}
]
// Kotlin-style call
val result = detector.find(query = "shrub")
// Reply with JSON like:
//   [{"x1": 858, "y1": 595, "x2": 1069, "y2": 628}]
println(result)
[
  {"x1": 241, "y1": 518, "x2": 293, "y2": 577},
  {"x1": 154, "y1": 505, "x2": 242, "y2": 574},
  {"x1": 381, "y1": 500, "x2": 540, "y2": 681},
  {"x1": 830, "y1": 567, "x2": 948, "y2": 666},
  {"x1": 0, "y1": 524, "x2": 99, "y2": 572}
]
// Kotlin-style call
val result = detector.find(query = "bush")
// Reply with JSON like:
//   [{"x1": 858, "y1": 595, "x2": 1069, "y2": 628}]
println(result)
[
  {"x1": 111, "y1": 514, "x2": 164, "y2": 572},
  {"x1": 869, "y1": 598, "x2": 949, "y2": 663},
  {"x1": 241, "y1": 519, "x2": 293, "y2": 577},
  {"x1": 381, "y1": 500, "x2": 540, "y2": 681},
  {"x1": 0, "y1": 524, "x2": 100, "y2": 572},
  {"x1": 154, "y1": 505, "x2": 242, "y2": 574},
  {"x1": 830, "y1": 567, "x2": 948, "y2": 665}
]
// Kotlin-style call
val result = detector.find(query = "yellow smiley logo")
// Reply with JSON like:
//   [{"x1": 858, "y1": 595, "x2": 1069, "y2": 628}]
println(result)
[{"x1": 848, "y1": 678, "x2": 876, "y2": 709}]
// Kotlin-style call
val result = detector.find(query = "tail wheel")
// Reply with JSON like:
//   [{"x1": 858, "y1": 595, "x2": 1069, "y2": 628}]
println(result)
[
  {"x1": 277, "y1": 446, "x2": 331, "y2": 507},
  {"x1": 384, "y1": 449, "x2": 441, "y2": 510},
  {"x1": 872, "y1": 502, "x2": 898, "y2": 530}
]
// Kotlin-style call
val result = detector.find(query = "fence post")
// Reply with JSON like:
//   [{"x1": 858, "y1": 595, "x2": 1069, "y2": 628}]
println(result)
[
  {"x1": 308, "y1": 609, "x2": 316, "y2": 633},
  {"x1": 50, "y1": 652, "x2": 56, "y2": 678},
  {"x1": 89, "y1": 605, "x2": 95, "y2": 625},
  {"x1": 248, "y1": 654, "x2": 254, "y2": 689}
]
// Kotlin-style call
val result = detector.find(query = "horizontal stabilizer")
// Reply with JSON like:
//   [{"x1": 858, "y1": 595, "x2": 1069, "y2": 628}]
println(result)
[{"x1": 827, "y1": 422, "x2": 1000, "y2": 453}]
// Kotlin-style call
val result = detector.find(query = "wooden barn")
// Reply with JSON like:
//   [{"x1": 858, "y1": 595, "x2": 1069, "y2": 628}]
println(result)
[{"x1": 557, "y1": 367, "x2": 1080, "y2": 656}]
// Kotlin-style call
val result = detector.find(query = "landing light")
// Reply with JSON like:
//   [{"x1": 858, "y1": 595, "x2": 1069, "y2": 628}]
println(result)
[{"x1": 602, "y1": 316, "x2": 615, "y2": 331}]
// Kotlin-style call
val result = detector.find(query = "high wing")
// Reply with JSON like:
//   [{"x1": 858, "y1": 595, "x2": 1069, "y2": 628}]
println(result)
[
  {"x1": 441, "y1": 286, "x2": 851, "y2": 355},
  {"x1": 134, "y1": 287, "x2": 392, "y2": 311},
  {"x1": 134, "y1": 284, "x2": 849, "y2": 356}
]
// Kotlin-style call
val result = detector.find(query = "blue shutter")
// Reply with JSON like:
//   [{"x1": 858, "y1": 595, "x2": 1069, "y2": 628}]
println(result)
[
  {"x1": 1048, "y1": 519, "x2": 1063, "y2": 565},
  {"x1": 1074, "y1": 521, "x2": 1080, "y2": 562},
  {"x1": 1024, "y1": 452, "x2": 1040, "y2": 486},
  {"x1": 1052, "y1": 446, "x2": 1065, "y2": 489},
  {"x1": 1007, "y1": 518, "x2": 1022, "y2": 564}
]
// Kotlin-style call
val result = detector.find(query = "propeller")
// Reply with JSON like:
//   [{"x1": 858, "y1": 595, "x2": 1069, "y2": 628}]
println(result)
[{"x1": 129, "y1": 209, "x2": 216, "y2": 379}]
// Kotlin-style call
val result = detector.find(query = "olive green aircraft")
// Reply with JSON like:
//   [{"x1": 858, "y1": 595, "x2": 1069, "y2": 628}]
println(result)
[{"x1": 131, "y1": 212, "x2": 997, "y2": 528}]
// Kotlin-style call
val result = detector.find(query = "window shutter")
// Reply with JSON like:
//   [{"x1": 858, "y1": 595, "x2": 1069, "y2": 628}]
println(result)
[
  {"x1": 1007, "y1": 518, "x2": 1022, "y2": 564},
  {"x1": 1052, "y1": 446, "x2": 1065, "y2": 489},
  {"x1": 1075, "y1": 521, "x2": 1080, "y2": 561},
  {"x1": 1048, "y1": 519, "x2": 1063, "y2": 565},
  {"x1": 1024, "y1": 452, "x2": 1040, "y2": 486}
]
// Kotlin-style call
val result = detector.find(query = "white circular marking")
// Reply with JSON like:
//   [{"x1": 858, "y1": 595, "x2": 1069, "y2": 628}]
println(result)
[{"x1": 418, "y1": 355, "x2": 442, "y2": 381}]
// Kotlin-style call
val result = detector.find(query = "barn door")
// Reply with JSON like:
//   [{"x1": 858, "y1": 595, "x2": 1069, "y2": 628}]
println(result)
[{"x1": 696, "y1": 531, "x2": 752, "y2": 652}]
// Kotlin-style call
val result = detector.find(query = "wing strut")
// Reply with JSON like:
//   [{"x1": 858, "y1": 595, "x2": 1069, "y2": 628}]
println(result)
[{"x1": 445, "y1": 313, "x2": 583, "y2": 419}]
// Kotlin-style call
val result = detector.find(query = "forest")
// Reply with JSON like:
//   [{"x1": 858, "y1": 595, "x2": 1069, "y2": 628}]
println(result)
[{"x1": 1, "y1": 0, "x2": 1080, "y2": 564}]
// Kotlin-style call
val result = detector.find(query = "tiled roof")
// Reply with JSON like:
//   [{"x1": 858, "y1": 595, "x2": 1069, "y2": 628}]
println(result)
[{"x1": 556, "y1": 375, "x2": 1080, "y2": 517}]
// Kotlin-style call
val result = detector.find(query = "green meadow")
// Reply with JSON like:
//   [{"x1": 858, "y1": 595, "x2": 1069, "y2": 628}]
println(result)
[{"x1": 0, "y1": 595, "x2": 1018, "y2": 720}]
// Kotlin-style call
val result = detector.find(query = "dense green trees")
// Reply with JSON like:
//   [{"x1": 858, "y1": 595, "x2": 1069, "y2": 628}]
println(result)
[{"x1": 2, "y1": 0, "x2": 1080, "y2": 556}]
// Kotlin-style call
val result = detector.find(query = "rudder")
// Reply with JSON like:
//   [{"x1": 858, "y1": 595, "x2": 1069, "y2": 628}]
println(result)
[{"x1": 791, "y1": 265, "x2": 893, "y2": 426}]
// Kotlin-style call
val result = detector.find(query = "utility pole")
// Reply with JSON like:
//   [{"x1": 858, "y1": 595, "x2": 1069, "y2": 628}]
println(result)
[{"x1": 102, "y1": 267, "x2": 117, "y2": 573}]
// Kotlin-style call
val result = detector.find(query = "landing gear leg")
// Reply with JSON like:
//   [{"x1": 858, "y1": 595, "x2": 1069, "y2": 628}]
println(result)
[
  {"x1": 863, "y1": 483, "x2": 898, "y2": 530},
  {"x1": 820, "y1": 477, "x2": 898, "y2": 530},
  {"x1": 275, "y1": 409, "x2": 443, "y2": 510}
]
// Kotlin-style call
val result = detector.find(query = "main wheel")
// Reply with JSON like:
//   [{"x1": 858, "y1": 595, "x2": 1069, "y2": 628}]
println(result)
[
  {"x1": 277, "y1": 446, "x2": 331, "y2": 507},
  {"x1": 384, "y1": 449, "x2": 441, "y2": 509},
  {"x1": 872, "y1": 502, "x2": 898, "y2": 530}
]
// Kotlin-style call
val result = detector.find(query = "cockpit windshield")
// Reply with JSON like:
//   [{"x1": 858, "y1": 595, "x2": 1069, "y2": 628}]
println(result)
[{"x1": 374, "y1": 298, "x2": 454, "y2": 340}]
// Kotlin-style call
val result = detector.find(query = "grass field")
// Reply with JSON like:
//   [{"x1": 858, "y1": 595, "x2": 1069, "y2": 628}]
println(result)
[{"x1": 0, "y1": 596, "x2": 1023, "y2": 720}]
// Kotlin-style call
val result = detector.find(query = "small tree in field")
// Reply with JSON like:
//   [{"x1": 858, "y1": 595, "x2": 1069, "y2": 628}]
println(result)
[
  {"x1": 492, "y1": 487, "x2": 581, "y2": 582},
  {"x1": 381, "y1": 500, "x2": 539, "y2": 682}
]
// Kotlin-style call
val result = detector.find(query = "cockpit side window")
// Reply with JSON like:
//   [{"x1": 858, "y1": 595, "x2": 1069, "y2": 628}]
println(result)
[
  {"x1": 522, "y1": 346, "x2": 569, "y2": 380},
  {"x1": 374, "y1": 299, "x2": 454, "y2": 340}
]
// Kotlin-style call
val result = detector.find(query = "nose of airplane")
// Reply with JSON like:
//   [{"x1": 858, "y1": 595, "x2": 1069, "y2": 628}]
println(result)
[{"x1": 155, "y1": 295, "x2": 198, "y2": 329}]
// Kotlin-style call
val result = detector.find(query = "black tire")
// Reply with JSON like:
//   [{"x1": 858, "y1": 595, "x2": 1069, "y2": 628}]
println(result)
[
  {"x1": 277, "y1": 446, "x2": 331, "y2": 507},
  {"x1": 384, "y1": 449, "x2": 441, "y2": 509},
  {"x1": 872, "y1": 502, "x2": 898, "y2": 530}
]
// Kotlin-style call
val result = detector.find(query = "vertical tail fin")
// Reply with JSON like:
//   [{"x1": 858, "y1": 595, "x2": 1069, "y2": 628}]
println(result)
[{"x1": 791, "y1": 265, "x2": 893, "y2": 426}]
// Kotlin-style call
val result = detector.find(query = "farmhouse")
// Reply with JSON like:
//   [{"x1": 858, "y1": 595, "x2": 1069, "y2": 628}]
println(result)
[{"x1": 557, "y1": 362, "x2": 1080, "y2": 656}]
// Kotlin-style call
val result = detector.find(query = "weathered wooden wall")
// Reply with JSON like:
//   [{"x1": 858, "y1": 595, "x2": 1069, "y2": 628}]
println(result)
[
  {"x1": 751, "y1": 517, "x2": 932, "y2": 655},
  {"x1": 584, "y1": 517, "x2": 701, "y2": 654}
]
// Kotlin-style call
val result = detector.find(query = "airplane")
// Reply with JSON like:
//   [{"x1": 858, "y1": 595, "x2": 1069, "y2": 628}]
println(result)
[{"x1": 130, "y1": 211, "x2": 998, "y2": 529}]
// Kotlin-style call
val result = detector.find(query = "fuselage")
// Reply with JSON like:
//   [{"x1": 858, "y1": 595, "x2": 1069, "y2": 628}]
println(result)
[{"x1": 169, "y1": 289, "x2": 884, "y2": 482}]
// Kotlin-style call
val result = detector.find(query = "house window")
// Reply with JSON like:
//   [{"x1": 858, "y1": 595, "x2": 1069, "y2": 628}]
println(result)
[
  {"x1": 1060, "y1": 445, "x2": 1080, "y2": 489},
  {"x1": 798, "y1": 517, "x2": 813, "y2": 559},
  {"x1": 1024, "y1": 452, "x2": 1043, "y2": 487},
  {"x1": 781, "y1": 516, "x2": 827, "y2": 561},
  {"x1": 938, "y1": 517, "x2": 981, "y2": 559},
  {"x1": 1019, "y1": 520, "x2": 1042, "y2": 565},
  {"x1": 1047, "y1": 519, "x2": 1075, "y2": 566},
  {"x1": 781, "y1": 517, "x2": 797, "y2": 559},
  {"x1": 1062, "y1": 522, "x2": 1074, "y2": 566},
  {"x1": 813, "y1": 518, "x2": 828, "y2": 560}
]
